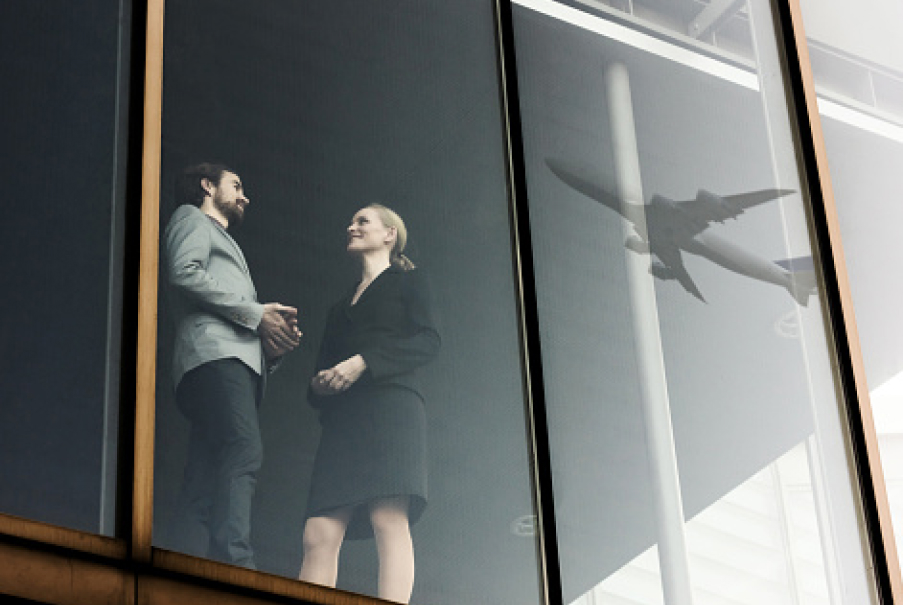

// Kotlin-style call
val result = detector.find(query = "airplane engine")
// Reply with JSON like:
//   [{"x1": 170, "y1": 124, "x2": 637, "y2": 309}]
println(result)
[
  {"x1": 624, "y1": 235, "x2": 650, "y2": 253},
  {"x1": 649, "y1": 261, "x2": 675, "y2": 280},
  {"x1": 695, "y1": 189, "x2": 732, "y2": 222}
]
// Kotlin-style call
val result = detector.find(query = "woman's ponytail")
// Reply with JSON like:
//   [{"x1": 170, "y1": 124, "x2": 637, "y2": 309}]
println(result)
[{"x1": 369, "y1": 203, "x2": 416, "y2": 272}]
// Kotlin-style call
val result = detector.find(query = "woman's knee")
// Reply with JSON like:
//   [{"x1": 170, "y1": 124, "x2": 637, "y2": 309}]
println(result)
[{"x1": 302, "y1": 515, "x2": 348, "y2": 554}]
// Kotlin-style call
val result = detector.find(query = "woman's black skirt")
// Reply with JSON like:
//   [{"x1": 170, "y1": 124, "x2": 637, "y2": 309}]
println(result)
[{"x1": 305, "y1": 385, "x2": 427, "y2": 540}]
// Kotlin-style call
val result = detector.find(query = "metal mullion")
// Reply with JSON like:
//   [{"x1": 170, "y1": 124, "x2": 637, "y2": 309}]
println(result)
[{"x1": 494, "y1": 2, "x2": 565, "y2": 604}]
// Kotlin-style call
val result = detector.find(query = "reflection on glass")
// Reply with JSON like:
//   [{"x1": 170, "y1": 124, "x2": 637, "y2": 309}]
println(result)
[
  {"x1": 0, "y1": 0, "x2": 129, "y2": 535},
  {"x1": 152, "y1": 1, "x2": 543, "y2": 603},
  {"x1": 574, "y1": 443, "x2": 837, "y2": 605},
  {"x1": 798, "y1": 0, "x2": 903, "y2": 562},
  {"x1": 545, "y1": 159, "x2": 806, "y2": 305},
  {"x1": 512, "y1": 0, "x2": 876, "y2": 602}
]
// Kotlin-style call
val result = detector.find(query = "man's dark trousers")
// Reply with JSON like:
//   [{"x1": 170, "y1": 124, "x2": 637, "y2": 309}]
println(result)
[{"x1": 172, "y1": 358, "x2": 262, "y2": 569}]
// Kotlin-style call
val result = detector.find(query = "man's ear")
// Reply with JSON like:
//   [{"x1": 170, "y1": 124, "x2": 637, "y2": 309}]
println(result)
[{"x1": 200, "y1": 177, "x2": 216, "y2": 197}]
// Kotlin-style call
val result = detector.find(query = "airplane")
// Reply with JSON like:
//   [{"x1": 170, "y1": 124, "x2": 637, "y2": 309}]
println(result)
[{"x1": 546, "y1": 158, "x2": 817, "y2": 305}]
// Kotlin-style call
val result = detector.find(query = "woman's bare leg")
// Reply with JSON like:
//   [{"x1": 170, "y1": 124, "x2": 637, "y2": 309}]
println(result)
[
  {"x1": 297, "y1": 507, "x2": 353, "y2": 587},
  {"x1": 370, "y1": 496, "x2": 414, "y2": 603}
]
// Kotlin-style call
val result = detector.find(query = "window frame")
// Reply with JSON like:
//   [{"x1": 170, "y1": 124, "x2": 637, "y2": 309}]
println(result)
[
  {"x1": 133, "y1": 0, "x2": 556, "y2": 602},
  {"x1": 0, "y1": 1, "x2": 897, "y2": 604}
]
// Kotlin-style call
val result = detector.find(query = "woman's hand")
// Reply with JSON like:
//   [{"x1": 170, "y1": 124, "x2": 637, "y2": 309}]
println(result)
[{"x1": 310, "y1": 354, "x2": 368, "y2": 395}]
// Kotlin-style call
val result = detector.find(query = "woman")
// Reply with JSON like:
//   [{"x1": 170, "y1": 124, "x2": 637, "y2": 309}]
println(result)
[{"x1": 298, "y1": 204, "x2": 440, "y2": 603}]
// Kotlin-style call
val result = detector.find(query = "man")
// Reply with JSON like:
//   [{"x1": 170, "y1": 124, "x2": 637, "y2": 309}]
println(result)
[{"x1": 164, "y1": 162, "x2": 300, "y2": 568}]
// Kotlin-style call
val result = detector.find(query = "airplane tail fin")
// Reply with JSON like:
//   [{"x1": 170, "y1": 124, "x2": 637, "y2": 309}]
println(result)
[
  {"x1": 774, "y1": 256, "x2": 817, "y2": 307},
  {"x1": 788, "y1": 274, "x2": 817, "y2": 307}
]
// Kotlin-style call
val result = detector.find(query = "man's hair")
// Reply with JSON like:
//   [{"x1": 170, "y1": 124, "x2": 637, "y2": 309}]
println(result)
[{"x1": 176, "y1": 162, "x2": 232, "y2": 207}]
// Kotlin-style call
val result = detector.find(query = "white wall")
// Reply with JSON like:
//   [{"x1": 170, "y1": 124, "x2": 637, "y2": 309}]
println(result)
[{"x1": 800, "y1": 0, "x2": 903, "y2": 73}]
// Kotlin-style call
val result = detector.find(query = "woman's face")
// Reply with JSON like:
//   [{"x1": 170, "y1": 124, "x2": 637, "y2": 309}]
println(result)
[{"x1": 347, "y1": 207, "x2": 394, "y2": 255}]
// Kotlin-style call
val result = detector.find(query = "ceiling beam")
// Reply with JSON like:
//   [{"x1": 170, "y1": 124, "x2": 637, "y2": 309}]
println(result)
[{"x1": 688, "y1": 0, "x2": 746, "y2": 38}]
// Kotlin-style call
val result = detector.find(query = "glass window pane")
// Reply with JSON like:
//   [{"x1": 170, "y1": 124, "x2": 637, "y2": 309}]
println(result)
[
  {"x1": 511, "y1": 1, "x2": 877, "y2": 602},
  {"x1": 151, "y1": 2, "x2": 543, "y2": 603},
  {"x1": 0, "y1": 0, "x2": 130, "y2": 536},
  {"x1": 798, "y1": 0, "x2": 903, "y2": 562}
]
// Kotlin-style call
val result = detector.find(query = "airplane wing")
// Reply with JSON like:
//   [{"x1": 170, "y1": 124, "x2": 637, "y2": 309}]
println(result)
[
  {"x1": 546, "y1": 158, "x2": 627, "y2": 214},
  {"x1": 677, "y1": 188, "x2": 794, "y2": 227}
]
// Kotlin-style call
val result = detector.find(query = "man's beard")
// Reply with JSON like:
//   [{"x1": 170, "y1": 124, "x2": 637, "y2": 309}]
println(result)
[{"x1": 214, "y1": 195, "x2": 244, "y2": 227}]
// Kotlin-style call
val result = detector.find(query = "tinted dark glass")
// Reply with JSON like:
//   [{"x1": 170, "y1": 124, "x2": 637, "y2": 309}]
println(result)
[
  {"x1": 0, "y1": 0, "x2": 130, "y2": 535},
  {"x1": 151, "y1": 2, "x2": 543, "y2": 603}
]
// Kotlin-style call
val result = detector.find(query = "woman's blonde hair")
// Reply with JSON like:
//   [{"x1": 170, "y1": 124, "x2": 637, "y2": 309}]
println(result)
[{"x1": 367, "y1": 203, "x2": 415, "y2": 271}]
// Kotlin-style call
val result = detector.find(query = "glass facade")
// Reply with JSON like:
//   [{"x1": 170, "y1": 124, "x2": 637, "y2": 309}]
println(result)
[
  {"x1": 151, "y1": 2, "x2": 542, "y2": 603},
  {"x1": 0, "y1": 1, "x2": 899, "y2": 605},
  {"x1": 511, "y1": 1, "x2": 875, "y2": 602},
  {"x1": 0, "y1": 0, "x2": 131, "y2": 536},
  {"x1": 797, "y1": 0, "x2": 903, "y2": 565}
]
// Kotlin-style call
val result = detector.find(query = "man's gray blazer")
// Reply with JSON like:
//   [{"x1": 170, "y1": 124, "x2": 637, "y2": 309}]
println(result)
[{"x1": 165, "y1": 204, "x2": 266, "y2": 390}]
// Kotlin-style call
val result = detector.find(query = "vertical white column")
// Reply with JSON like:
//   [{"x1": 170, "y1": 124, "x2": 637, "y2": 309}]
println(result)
[{"x1": 605, "y1": 62, "x2": 695, "y2": 605}]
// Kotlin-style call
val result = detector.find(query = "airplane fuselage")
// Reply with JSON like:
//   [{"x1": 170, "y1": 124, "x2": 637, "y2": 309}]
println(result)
[
  {"x1": 680, "y1": 231, "x2": 793, "y2": 290},
  {"x1": 544, "y1": 158, "x2": 808, "y2": 303}
]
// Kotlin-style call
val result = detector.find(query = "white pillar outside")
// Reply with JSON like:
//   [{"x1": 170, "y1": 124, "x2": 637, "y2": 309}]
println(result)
[{"x1": 605, "y1": 61, "x2": 695, "y2": 605}]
